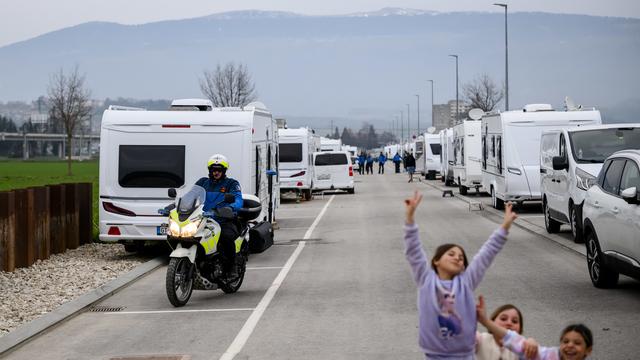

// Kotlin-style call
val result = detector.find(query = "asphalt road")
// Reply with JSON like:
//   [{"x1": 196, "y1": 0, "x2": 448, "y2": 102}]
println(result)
[{"x1": 5, "y1": 166, "x2": 640, "y2": 359}]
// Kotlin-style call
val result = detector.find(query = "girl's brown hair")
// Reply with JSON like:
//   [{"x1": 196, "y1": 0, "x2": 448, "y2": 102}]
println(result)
[
  {"x1": 490, "y1": 304, "x2": 524, "y2": 334},
  {"x1": 561, "y1": 324, "x2": 593, "y2": 349},
  {"x1": 430, "y1": 244, "x2": 468, "y2": 272}
]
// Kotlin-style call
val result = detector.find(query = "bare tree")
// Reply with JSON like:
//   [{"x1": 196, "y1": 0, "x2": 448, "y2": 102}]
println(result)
[
  {"x1": 47, "y1": 66, "x2": 92, "y2": 176},
  {"x1": 199, "y1": 62, "x2": 257, "y2": 107},
  {"x1": 463, "y1": 74, "x2": 504, "y2": 112}
]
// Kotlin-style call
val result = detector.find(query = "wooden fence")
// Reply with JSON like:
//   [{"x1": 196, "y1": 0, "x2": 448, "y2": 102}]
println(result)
[{"x1": 0, "y1": 183, "x2": 92, "y2": 272}]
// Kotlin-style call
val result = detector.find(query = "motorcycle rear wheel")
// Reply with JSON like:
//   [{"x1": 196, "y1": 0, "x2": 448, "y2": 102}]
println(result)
[{"x1": 166, "y1": 257, "x2": 194, "y2": 307}]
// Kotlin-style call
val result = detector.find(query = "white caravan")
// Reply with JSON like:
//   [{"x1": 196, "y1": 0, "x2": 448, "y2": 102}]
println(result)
[
  {"x1": 540, "y1": 124, "x2": 640, "y2": 241},
  {"x1": 342, "y1": 145, "x2": 358, "y2": 157},
  {"x1": 414, "y1": 135, "x2": 426, "y2": 176},
  {"x1": 423, "y1": 133, "x2": 442, "y2": 180},
  {"x1": 99, "y1": 99, "x2": 279, "y2": 247},
  {"x1": 440, "y1": 129, "x2": 455, "y2": 185},
  {"x1": 452, "y1": 120, "x2": 483, "y2": 194},
  {"x1": 482, "y1": 104, "x2": 601, "y2": 209},
  {"x1": 320, "y1": 137, "x2": 342, "y2": 152},
  {"x1": 278, "y1": 127, "x2": 320, "y2": 201},
  {"x1": 312, "y1": 151, "x2": 355, "y2": 193}
]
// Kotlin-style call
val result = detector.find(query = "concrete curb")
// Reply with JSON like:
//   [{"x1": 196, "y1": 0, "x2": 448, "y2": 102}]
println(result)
[
  {"x1": 0, "y1": 256, "x2": 167, "y2": 356},
  {"x1": 420, "y1": 180, "x2": 587, "y2": 258}
]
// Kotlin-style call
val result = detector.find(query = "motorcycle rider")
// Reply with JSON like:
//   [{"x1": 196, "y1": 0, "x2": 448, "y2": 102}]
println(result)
[{"x1": 195, "y1": 154, "x2": 244, "y2": 280}]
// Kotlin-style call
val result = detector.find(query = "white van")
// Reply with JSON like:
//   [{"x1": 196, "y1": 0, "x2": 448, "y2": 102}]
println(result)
[
  {"x1": 482, "y1": 104, "x2": 601, "y2": 209},
  {"x1": 440, "y1": 128, "x2": 455, "y2": 185},
  {"x1": 278, "y1": 127, "x2": 320, "y2": 201},
  {"x1": 452, "y1": 120, "x2": 483, "y2": 195},
  {"x1": 312, "y1": 151, "x2": 355, "y2": 194},
  {"x1": 540, "y1": 124, "x2": 640, "y2": 241},
  {"x1": 99, "y1": 99, "x2": 279, "y2": 247},
  {"x1": 423, "y1": 133, "x2": 442, "y2": 180}
]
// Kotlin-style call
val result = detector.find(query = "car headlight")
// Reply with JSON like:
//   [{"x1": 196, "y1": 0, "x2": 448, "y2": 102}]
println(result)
[
  {"x1": 168, "y1": 219, "x2": 180, "y2": 236},
  {"x1": 576, "y1": 168, "x2": 596, "y2": 191}
]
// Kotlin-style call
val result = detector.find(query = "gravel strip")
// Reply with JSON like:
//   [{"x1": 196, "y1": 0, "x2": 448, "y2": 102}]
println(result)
[{"x1": 0, "y1": 243, "x2": 152, "y2": 337}]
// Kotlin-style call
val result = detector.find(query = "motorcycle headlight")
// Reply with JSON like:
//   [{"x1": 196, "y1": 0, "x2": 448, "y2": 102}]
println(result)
[
  {"x1": 576, "y1": 168, "x2": 596, "y2": 191},
  {"x1": 168, "y1": 219, "x2": 180, "y2": 236},
  {"x1": 180, "y1": 219, "x2": 201, "y2": 237}
]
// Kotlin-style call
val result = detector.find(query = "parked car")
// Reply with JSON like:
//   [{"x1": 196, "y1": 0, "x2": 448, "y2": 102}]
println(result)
[
  {"x1": 582, "y1": 149, "x2": 640, "y2": 288},
  {"x1": 312, "y1": 151, "x2": 355, "y2": 194},
  {"x1": 540, "y1": 125, "x2": 639, "y2": 242}
]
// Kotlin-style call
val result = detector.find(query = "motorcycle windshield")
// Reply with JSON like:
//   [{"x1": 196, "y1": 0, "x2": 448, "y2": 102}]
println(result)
[{"x1": 177, "y1": 186, "x2": 206, "y2": 214}]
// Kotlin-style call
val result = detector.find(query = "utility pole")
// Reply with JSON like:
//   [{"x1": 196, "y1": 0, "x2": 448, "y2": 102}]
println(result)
[
  {"x1": 494, "y1": 3, "x2": 509, "y2": 111},
  {"x1": 400, "y1": 111, "x2": 404, "y2": 143},
  {"x1": 415, "y1": 94, "x2": 420, "y2": 135},
  {"x1": 427, "y1": 80, "x2": 434, "y2": 128},
  {"x1": 449, "y1": 54, "x2": 459, "y2": 124},
  {"x1": 406, "y1": 104, "x2": 411, "y2": 140}
]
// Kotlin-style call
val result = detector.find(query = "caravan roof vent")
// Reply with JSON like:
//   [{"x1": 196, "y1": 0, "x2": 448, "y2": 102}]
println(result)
[
  {"x1": 170, "y1": 98, "x2": 213, "y2": 111},
  {"x1": 243, "y1": 101, "x2": 268, "y2": 111},
  {"x1": 522, "y1": 104, "x2": 554, "y2": 112}
]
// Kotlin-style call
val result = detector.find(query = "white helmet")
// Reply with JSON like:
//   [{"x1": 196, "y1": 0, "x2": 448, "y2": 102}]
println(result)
[{"x1": 207, "y1": 154, "x2": 229, "y2": 169}]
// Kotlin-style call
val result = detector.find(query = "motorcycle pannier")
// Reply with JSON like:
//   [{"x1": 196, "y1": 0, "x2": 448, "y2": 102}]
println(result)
[{"x1": 249, "y1": 221, "x2": 273, "y2": 253}]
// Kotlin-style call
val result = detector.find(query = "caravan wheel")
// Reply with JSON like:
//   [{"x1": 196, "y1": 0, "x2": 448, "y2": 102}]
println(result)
[{"x1": 491, "y1": 187, "x2": 504, "y2": 210}]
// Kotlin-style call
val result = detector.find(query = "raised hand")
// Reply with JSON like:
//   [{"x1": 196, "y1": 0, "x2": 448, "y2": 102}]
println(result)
[
  {"x1": 404, "y1": 190, "x2": 423, "y2": 225},
  {"x1": 476, "y1": 295, "x2": 489, "y2": 325},
  {"x1": 501, "y1": 202, "x2": 518, "y2": 231}
]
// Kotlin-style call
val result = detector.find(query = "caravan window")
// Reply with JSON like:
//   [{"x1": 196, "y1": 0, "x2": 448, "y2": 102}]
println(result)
[
  {"x1": 315, "y1": 153, "x2": 348, "y2": 166},
  {"x1": 255, "y1": 146, "x2": 262, "y2": 197},
  {"x1": 118, "y1": 145, "x2": 185, "y2": 188},
  {"x1": 497, "y1": 136, "x2": 503, "y2": 173},
  {"x1": 482, "y1": 135, "x2": 487, "y2": 170},
  {"x1": 430, "y1": 144, "x2": 441, "y2": 155},
  {"x1": 279, "y1": 143, "x2": 303, "y2": 163},
  {"x1": 491, "y1": 136, "x2": 496, "y2": 157}
]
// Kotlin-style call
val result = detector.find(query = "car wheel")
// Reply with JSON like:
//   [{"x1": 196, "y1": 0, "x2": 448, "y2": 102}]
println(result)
[
  {"x1": 543, "y1": 199, "x2": 561, "y2": 233},
  {"x1": 570, "y1": 204, "x2": 583, "y2": 243},
  {"x1": 491, "y1": 187, "x2": 504, "y2": 210},
  {"x1": 586, "y1": 230, "x2": 619, "y2": 288}
]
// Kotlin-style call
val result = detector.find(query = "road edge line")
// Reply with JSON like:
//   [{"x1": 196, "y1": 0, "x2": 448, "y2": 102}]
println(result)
[{"x1": 218, "y1": 194, "x2": 336, "y2": 360}]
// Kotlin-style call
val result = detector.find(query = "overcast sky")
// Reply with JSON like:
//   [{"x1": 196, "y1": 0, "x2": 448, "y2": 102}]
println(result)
[{"x1": 2, "y1": 0, "x2": 639, "y2": 47}]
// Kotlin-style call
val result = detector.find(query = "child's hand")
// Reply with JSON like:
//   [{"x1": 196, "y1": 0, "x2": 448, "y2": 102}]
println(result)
[
  {"x1": 476, "y1": 295, "x2": 489, "y2": 325},
  {"x1": 404, "y1": 191, "x2": 423, "y2": 225},
  {"x1": 523, "y1": 337, "x2": 539, "y2": 359},
  {"x1": 501, "y1": 202, "x2": 518, "y2": 231}
]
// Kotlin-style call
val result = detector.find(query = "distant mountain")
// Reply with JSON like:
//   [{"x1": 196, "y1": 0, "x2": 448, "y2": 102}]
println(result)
[{"x1": 0, "y1": 9, "x2": 638, "y2": 129}]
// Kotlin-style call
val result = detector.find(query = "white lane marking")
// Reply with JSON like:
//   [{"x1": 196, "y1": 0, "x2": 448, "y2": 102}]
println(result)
[
  {"x1": 218, "y1": 194, "x2": 336, "y2": 360},
  {"x1": 104, "y1": 308, "x2": 255, "y2": 315},
  {"x1": 246, "y1": 266, "x2": 283, "y2": 270},
  {"x1": 274, "y1": 216, "x2": 318, "y2": 219}
]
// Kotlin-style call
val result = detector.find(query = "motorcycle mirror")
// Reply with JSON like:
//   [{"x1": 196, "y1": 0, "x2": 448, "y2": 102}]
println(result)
[
  {"x1": 168, "y1": 188, "x2": 177, "y2": 199},
  {"x1": 224, "y1": 193, "x2": 236, "y2": 204}
]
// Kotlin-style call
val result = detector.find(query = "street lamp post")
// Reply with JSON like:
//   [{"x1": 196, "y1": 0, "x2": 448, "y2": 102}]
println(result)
[
  {"x1": 494, "y1": 3, "x2": 509, "y2": 111},
  {"x1": 427, "y1": 80, "x2": 434, "y2": 128},
  {"x1": 406, "y1": 104, "x2": 411, "y2": 140},
  {"x1": 400, "y1": 111, "x2": 404, "y2": 143},
  {"x1": 415, "y1": 94, "x2": 420, "y2": 136},
  {"x1": 449, "y1": 54, "x2": 459, "y2": 124}
]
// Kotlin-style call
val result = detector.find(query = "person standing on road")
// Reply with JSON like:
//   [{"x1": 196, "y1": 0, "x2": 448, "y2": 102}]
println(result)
[
  {"x1": 378, "y1": 152, "x2": 387, "y2": 174},
  {"x1": 358, "y1": 152, "x2": 366, "y2": 175},
  {"x1": 366, "y1": 153, "x2": 374, "y2": 175},
  {"x1": 477, "y1": 296, "x2": 593, "y2": 360},
  {"x1": 405, "y1": 152, "x2": 416, "y2": 182},
  {"x1": 393, "y1": 152, "x2": 402, "y2": 173},
  {"x1": 403, "y1": 191, "x2": 517, "y2": 359}
]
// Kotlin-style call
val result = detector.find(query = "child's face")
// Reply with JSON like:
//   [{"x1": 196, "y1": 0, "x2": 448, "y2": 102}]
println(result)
[
  {"x1": 494, "y1": 309, "x2": 521, "y2": 334},
  {"x1": 559, "y1": 331, "x2": 592, "y2": 360},
  {"x1": 434, "y1": 246, "x2": 465, "y2": 276}
]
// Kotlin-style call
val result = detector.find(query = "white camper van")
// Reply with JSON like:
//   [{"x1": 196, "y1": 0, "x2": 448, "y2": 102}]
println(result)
[
  {"x1": 440, "y1": 129, "x2": 455, "y2": 185},
  {"x1": 540, "y1": 124, "x2": 639, "y2": 241},
  {"x1": 278, "y1": 127, "x2": 320, "y2": 200},
  {"x1": 482, "y1": 104, "x2": 601, "y2": 209},
  {"x1": 414, "y1": 136, "x2": 426, "y2": 176},
  {"x1": 312, "y1": 151, "x2": 355, "y2": 193},
  {"x1": 452, "y1": 120, "x2": 483, "y2": 194},
  {"x1": 99, "y1": 99, "x2": 279, "y2": 248},
  {"x1": 422, "y1": 133, "x2": 442, "y2": 180},
  {"x1": 320, "y1": 137, "x2": 342, "y2": 152}
]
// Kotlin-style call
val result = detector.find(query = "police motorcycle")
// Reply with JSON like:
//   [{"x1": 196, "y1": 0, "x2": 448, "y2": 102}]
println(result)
[{"x1": 159, "y1": 185, "x2": 262, "y2": 307}]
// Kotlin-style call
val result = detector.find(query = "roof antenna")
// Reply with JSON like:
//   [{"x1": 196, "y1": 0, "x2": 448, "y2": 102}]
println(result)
[{"x1": 564, "y1": 96, "x2": 582, "y2": 111}]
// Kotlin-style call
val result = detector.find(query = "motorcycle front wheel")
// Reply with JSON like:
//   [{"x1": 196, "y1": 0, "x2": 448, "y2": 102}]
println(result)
[{"x1": 166, "y1": 257, "x2": 194, "y2": 307}]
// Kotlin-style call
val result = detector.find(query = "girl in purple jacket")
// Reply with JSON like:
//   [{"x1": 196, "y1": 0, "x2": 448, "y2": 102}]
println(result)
[{"x1": 403, "y1": 191, "x2": 518, "y2": 359}]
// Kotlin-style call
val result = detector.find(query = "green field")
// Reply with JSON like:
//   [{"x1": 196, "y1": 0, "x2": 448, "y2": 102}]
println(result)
[{"x1": 0, "y1": 160, "x2": 100, "y2": 240}]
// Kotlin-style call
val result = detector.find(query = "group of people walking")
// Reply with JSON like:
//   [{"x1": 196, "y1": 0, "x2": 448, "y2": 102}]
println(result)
[
  {"x1": 403, "y1": 191, "x2": 594, "y2": 360},
  {"x1": 356, "y1": 151, "x2": 417, "y2": 183}
]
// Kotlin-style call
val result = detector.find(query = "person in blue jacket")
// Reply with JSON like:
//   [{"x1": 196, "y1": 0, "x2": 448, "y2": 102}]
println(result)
[
  {"x1": 393, "y1": 152, "x2": 402, "y2": 173},
  {"x1": 358, "y1": 152, "x2": 366, "y2": 175},
  {"x1": 195, "y1": 154, "x2": 243, "y2": 279},
  {"x1": 366, "y1": 153, "x2": 374, "y2": 174},
  {"x1": 378, "y1": 152, "x2": 387, "y2": 174}
]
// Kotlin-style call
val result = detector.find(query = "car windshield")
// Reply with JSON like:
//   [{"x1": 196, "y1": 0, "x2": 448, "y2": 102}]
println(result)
[
  {"x1": 177, "y1": 186, "x2": 206, "y2": 214},
  {"x1": 315, "y1": 153, "x2": 348, "y2": 166},
  {"x1": 569, "y1": 127, "x2": 640, "y2": 163}
]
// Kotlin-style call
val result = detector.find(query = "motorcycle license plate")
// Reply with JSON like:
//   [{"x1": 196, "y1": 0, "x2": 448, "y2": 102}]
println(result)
[{"x1": 157, "y1": 223, "x2": 168, "y2": 235}]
